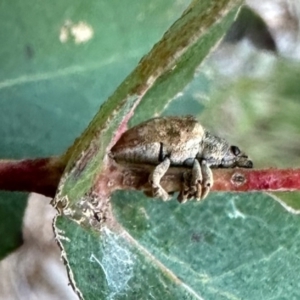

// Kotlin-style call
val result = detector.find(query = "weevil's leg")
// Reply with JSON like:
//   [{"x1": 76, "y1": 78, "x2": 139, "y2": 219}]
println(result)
[
  {"x1": 200, "y1": 160, "x2": 213, "y2": 200},
  {"x1": 191, "y1": 159, "x2": 203, "y2": 200},
  {"x1": 149, "y1": 157, "x2": 171, "y2": 201},
  {"x1": 178, "y1": 171, "x2": 192, "y2": 203},
  {"x1": 178, "y1": 160, "x2": 202, "y2": 203},
  {"x1": 177, "y1": 159, "x2": 213, "y2": 202}
]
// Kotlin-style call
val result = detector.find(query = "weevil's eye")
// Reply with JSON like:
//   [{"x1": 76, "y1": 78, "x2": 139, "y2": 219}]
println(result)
[{"x1": 230, "y1": 145, "x2": 241, "y2": 156}]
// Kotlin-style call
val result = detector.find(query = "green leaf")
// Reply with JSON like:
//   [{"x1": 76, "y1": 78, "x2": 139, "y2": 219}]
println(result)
[
  {"x1": 0, "y1": 0, "x2": 187, "y2": 258},
  {"x1": 130, "y1": 1, "x2": 242, "y2": 126},
  {"x1": 58, "y1": 191, "x2": 300, "y2": 299}
]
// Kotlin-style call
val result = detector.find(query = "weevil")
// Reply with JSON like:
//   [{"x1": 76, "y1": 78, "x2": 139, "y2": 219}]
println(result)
[{"x1": 110, "y1": 116, "x2": 253, "y2": 202}]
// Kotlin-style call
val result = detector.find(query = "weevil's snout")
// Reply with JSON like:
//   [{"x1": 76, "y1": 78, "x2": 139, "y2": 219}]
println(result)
[
  {"x1": 236, "y1": 156, "x2": 253, "y2": 168},
  {"x1": 220, "y1": 145, "x2": 253, "y2": 169}
]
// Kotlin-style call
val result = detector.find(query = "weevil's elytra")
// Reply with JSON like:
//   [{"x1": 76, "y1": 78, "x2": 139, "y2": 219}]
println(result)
[{"x1": 110, "y1": 116, "x2": 253, "y2": 202}]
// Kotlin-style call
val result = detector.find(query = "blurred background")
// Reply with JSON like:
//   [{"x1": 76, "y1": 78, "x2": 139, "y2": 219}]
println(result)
[
  {"x1": 0, "y1": 0, "x2": 300, "y2": 298},
  {"x1": 167, "y1": 0, "x2": 300, "y2": 169}
]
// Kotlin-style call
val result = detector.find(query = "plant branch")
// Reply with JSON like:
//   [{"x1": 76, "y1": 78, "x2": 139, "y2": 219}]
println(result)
[
  {"x1": 0, "y1": 157, "x2": 66, "y2": 197},
  {"x1": 0, "y1": 157, "x2": 299, "y2": 198},
  {"x1": 94, "y1": 163, "x2": 300, "y2": 198}
]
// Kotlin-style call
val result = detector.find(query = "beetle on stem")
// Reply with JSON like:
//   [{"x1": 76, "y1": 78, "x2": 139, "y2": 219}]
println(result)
[{"x1": 110, "y1": 116, "x2": 253, "y2": 202}]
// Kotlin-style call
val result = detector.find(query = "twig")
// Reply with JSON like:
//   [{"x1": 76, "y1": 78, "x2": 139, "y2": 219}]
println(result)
[
  {"x1": 0, "y1": 157, "x2": 299, "y2": 198},
  {"x1": 94, "y1": 163, "x2": 300, "y2": 197},
  {"x1": 0, "y1": 157, "x2": 65, "y2": 197}
]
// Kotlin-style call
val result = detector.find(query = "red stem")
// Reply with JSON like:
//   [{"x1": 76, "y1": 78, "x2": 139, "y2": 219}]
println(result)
[
  {"x1": 0, "y1": 157, "x2": 65, "y2": 197},
  {"x1": 212, "y1": 168, "x2": 300, "y2": 192},
  {"x1": 0, "y1": 157, "x2": 299, "y2": 199},
  {"x1": 96, "y1": 164, "x2": 300, "y2": 197}
]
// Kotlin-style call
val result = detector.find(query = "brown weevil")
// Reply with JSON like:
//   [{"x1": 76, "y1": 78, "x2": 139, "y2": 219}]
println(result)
[{"x1": 110, "y1": 116, "x2": 253, "y2": 202}]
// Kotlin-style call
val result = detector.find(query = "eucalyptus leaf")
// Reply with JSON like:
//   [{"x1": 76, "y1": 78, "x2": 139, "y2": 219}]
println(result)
[
  {"x1": 0, "y1": 0, "x2": 187, "y2": 259},
  {"x1": 57, "y1": 191, "x2": 300, "y2": 299}
]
